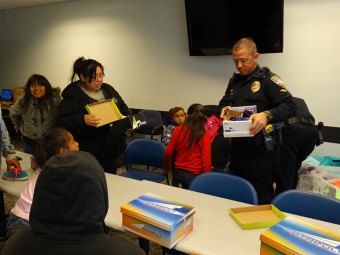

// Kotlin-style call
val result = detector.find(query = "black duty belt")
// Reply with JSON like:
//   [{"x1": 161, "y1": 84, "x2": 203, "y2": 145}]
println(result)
[{"x1": 285, "y1": 116, "x2": 315, "y2": 126}]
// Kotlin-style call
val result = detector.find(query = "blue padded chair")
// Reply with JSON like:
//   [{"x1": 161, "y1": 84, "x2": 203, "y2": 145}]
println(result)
[
  {"x1": 272, "y1": 190, "x2": 340, "y2": 224},
  {"x1": 188, "y1": 172, "x2": 258, "y2": 205},
  {"x1": 163, "y1": 172, "x2": 258, "y2": 255},
  {"x1": 134, "y1": 109, "x2": 164, "y2": 140},
  {"x1": 119, "y1": 139, "x2": 168, "y2": 184}
]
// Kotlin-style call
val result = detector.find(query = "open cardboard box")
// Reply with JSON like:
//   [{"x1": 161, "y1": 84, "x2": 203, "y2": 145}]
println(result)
[
  {"x1": 229, "y1": 204, "x2": 286, "y2": 230},
  {"x1": 223, "y1": 120, "x2": 253, "y2": 137},
  {"x1": 85, "y1": 99, "x2": 148, "y2": 135},
  {"x1": 223, "y1": 105, "x2": 256, "y2": 138},
  {"x1": 86, "y1": 99, "x2": 123, "y2": 127}
]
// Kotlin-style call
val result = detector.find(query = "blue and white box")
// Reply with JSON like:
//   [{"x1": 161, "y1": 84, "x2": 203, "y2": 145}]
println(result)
[
  {"x1": 121, "y1": 193, "x2": 195, "y2": 248},
  {"x1": 260, "y1": 216, "x2": 340, "y2": 254},
  {"x1": 223, "y1": 105, "x2": 256, "y2": 138}
]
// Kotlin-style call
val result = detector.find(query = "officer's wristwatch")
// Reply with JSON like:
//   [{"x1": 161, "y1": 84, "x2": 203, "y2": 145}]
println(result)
[{"x1": 263, "y1": 111, "x2": 273, "y2": 121}]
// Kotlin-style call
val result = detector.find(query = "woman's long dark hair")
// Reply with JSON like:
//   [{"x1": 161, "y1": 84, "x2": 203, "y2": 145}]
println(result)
[
  {"x1": 71, "y1": 57, "x2": 104, "y2": 83},
  {"x1": 183, "y1": 103, "x2": 207, "y2": 149},
  {"x1": 19, "y1": 74, "x2": 57, "y2": 117}
]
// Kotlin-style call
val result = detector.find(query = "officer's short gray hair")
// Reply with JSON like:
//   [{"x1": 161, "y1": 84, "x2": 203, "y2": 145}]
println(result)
[{"x1": 232, "y1": 37, "x2": 257, "y2": 54}]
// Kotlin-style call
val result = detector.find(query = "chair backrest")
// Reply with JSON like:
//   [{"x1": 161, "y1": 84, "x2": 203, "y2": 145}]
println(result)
[
  {"x1": 203, "y1": 104, "x2": 219, "y2": 117},
  {"x1": 134, "y1": 110, "x2": 163, "y2": 138},
  {"x1": 124, "y1": 139, "x2": 165, "y2": 169},
  {"x1": 272, "y1": 190, "x2": 340, "y2": 224},
  {"x1": 189, "y1": 172, "x2": 258, "y2": 205}
]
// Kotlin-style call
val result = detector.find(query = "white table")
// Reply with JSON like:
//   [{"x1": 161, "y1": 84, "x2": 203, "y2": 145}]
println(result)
[
  {"x1": 106, "y1": 180, "x2": 340, "y2": 255},
  {"x1": 0, "y1": 151, "x2": 34, "y2": 197},
  {"x1": 0, "y1": 152, "x2": 142, "y2": 237},
  {"x1": 1, "y1": 152, "x2": 340, "y2": 254},
  {"x1": 0, "y1": 151, "x2": 33, "y2": 236},
  {"x1": 0, "y1": 151, "x2": 141, "y2": 199}
]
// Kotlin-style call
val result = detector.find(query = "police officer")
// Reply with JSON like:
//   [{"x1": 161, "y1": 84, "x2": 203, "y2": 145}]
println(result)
[
  {"x1": 219, "y1": 38, "x2": 296, "y2": 204},
  {"x1": 275, "y1": 97, "x2": 322, "y2": 195}
]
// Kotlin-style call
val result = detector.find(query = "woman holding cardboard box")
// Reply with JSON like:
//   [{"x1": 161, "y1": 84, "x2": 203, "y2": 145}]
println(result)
[{"x1": 56, "y1": 57, "x2": 131, "y2": 174}]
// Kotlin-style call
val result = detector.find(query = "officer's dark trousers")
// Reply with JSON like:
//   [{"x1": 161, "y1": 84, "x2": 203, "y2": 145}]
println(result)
[
  {"x1": 229, "y1": 137, "x2": 280, "y2": 205},
  {"x1": 275, "y1": 124, "x2": 317, "y2": 195},
  {"x1": 211, "y1": 129, "x2": 230, "y2": 170}
]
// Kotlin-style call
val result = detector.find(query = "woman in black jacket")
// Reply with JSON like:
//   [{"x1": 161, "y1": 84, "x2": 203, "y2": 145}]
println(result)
[{"x1": 56, "y1": 57, "x2": 131, "y2": 174}]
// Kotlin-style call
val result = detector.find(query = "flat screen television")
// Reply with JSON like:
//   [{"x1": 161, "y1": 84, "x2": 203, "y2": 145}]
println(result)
[{"x1": 184, "y1": 0, "x2": 284, "y2": 56}]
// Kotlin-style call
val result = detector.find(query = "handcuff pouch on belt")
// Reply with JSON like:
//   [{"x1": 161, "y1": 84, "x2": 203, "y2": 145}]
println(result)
[{"x1": 261, "y1": 123, "x2": 282, "y2": 151}]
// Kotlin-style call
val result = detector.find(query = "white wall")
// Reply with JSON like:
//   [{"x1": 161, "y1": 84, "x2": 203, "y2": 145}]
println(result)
[
  {"x1": 0, "y1": 0, "x2": 232, "y2": 111},
  {"x1": 0, "y1": 0, "x2": 339, "y2": 154}
]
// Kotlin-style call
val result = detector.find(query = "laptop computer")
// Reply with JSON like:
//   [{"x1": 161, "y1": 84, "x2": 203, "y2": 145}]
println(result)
[{"x1": 1, "y1": 89, "x2": 13, "y2": 104}]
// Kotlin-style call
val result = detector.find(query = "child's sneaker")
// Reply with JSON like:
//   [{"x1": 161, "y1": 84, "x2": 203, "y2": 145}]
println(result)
[{"x1": 2, "y1": 168, "x2": 28, "y2": 181}]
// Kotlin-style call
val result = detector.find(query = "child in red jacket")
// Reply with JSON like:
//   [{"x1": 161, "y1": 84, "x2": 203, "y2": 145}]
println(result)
[{"x1": 164, "y1": 103, "x2": 211, "y2": 189}]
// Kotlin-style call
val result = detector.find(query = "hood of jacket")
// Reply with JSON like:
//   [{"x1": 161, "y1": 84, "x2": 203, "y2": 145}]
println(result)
[
  {"x1": 61, "y1": 81, "x2": 90, "y2": 102},
  {"x1": 61, "y1": 81, "x2": 115, "y2": 102},
  {"x1": 29, "y1": 151, "x2": 109, "y2": 241}
]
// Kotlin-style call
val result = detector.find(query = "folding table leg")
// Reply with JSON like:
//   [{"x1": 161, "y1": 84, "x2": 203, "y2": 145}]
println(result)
[
  {"x1": 139, "y1": 237, "x2": 150, "y2": 255},
  {"x1": 0, "y1": 191, "x2": 7, "y2": 239}
]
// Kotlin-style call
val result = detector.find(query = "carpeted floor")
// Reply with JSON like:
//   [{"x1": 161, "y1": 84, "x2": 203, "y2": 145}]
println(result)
[{"x1": 0, "y1": 136, "x2": 164, "y2": 255}]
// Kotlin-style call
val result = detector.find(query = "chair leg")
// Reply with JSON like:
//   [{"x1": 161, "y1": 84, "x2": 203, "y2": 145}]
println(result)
[
  {"x1": 139, "y1": 238, "x2": 149, "y2": 255},
  {"x1": 166, "y1": 174, "x2": 169, "y2": 185}
]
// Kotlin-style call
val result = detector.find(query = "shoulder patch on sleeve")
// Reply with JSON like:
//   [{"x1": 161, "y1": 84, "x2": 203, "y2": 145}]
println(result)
[{"x1": 270, "y1": 75, "x2": 286, "y2": 89}]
